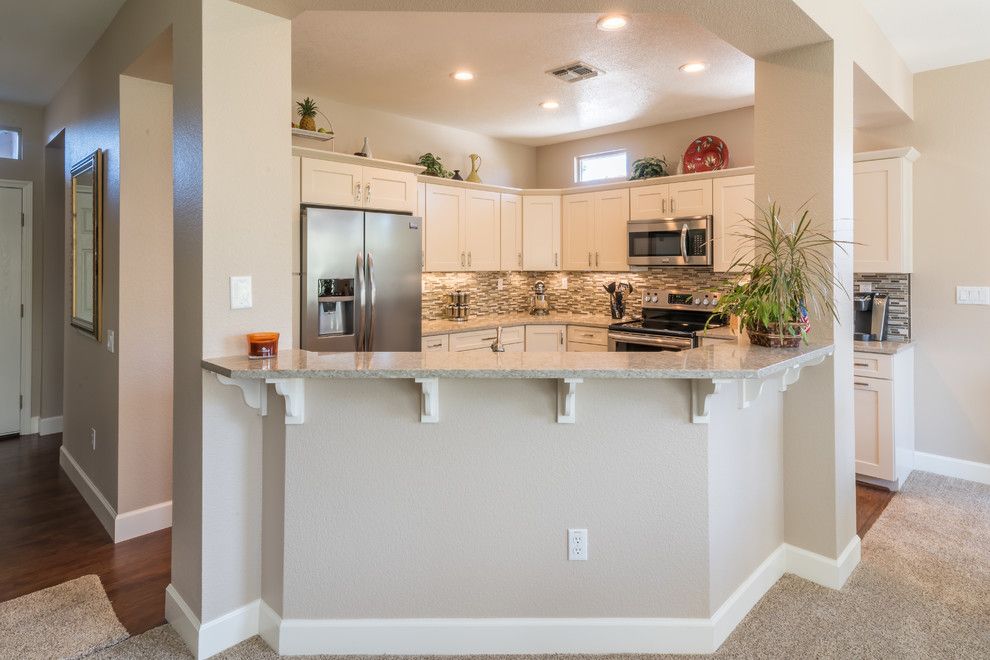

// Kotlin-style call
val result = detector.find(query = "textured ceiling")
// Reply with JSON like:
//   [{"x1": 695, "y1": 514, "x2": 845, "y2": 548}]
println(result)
[
  {"x1": 0, "y1": 0, "x2": 127, "y2": 105},
  {"x1": 292, "y1": 11, "x2": 755, "y2": 146},
  {"x1": 862, "y1": 0, "x2": 990, "y2": 73}
]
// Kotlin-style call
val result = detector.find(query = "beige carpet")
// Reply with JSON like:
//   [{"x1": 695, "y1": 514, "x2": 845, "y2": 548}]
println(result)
[
  {"x1": 0, "y1": 574, "x2": 128, "y2": 660},
  {"x1": 79, "y1": 472, "x2": 990, "y2": 658}
]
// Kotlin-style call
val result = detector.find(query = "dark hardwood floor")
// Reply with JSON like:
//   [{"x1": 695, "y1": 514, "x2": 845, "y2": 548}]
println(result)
[
  {"x1": 0, "y1": 433, "x2": 894, "y2": 636},
  {"x1": 0, "y1": 433, "x2": 170, "y2": 635}
]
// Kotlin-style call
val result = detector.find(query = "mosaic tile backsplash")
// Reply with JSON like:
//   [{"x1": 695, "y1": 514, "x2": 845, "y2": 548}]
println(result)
[{"x1": 854, "y1": 273, "x2": 911, "y2": 340}]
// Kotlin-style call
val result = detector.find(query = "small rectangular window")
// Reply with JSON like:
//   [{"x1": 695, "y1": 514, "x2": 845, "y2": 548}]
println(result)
[
  {"x1": 0, "y1": 128, "x2": 21, "y2": 160},
  {"x1": 575, "y1": 150, "x2": 627, "y2": 183}
]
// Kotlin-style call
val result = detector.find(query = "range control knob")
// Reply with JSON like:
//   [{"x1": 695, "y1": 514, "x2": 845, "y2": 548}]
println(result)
[
  {"x1": 652, "y1": 294, "x2": 659, "y2": 303},
  {"x1": 702, "y1": 298, "x2": 710, "y2": 306},
  {"x1": 694, "y1": 298, "x2": 701, "y2": 305}
]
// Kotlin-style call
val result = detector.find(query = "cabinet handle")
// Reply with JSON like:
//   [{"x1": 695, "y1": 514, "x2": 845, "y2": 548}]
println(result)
[
  {"x1": 854, "y1": 362, "x2": 869, "y2": 367},
  {"x1": 854, "y1": 381, "x2": 871, "y2": 388},
  {"x1": 583, "y1": 333, "x2": 595, "y2": 338},
  {"x1": 671, "y1": 198, "x2": 676, "y2": 213},
  {"x1": 662, "y1": 198, "x2": 666, "y2": 214},
  {"x1": 554, "y1": 252, "x2": 558, "y2": 267},
  {"x1": 588, "y1": 252, "x2": 592, "y2": 267},
  {"x1": 428, "y1": 343, "x2": 443, "y2": 349},
  {"x1": 468, "y1": 251, "x2": 472, "y2": 267},
  {"x1": 595, "y1": 251, "x2": 599, "y2": 267},
  {"x1": 482, "y1": 336, "x2": 496, "y2": 342},
  {"x1": 365, "y1": 183, "x2": 371, "y2": 204},
  {"x1": 354, "y1": 182, "x2": 361, "y2": 203},
  {"x1": 518, "y1": 252, "x2": 522, "y2": 268},
  {"x1": 560, "y1": 331, "x2": 564, "y2": 345},
  {"x1": 461, "y1": 252, "x2": 466, "y2": 267}
]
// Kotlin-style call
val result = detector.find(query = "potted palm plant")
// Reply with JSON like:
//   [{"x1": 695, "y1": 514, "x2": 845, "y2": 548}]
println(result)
[{"x1": 710, "y1": 201, "x2": 849, "y2": 347}]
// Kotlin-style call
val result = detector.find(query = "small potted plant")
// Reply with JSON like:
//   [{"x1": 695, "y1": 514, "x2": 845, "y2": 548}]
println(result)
[
  {"x1": 417, "y1": 152, "x2": 453, "y2": 178},
  {"x1": 629, "y1": 156, "x2": 670, "y2": 180},
  {"x1": 710, "y1": 201, "x2": 849, "y2": 347}
]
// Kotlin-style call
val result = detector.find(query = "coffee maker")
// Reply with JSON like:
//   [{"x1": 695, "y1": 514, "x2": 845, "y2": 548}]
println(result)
[{"x1": 853, "y1": 292, "x2": 889, "y2": 341}]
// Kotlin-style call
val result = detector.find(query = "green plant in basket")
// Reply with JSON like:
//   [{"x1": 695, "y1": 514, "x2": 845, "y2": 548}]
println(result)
[{"x1": 709, "y1": 200, "x2": 850, "y2": 348}]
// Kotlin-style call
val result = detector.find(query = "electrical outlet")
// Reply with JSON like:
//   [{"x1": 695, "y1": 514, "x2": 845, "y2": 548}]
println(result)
[
  {"x1": 561, "y1": 276, "x2": 569, "y2": 290},
  {"x1": 568, "y1": 528, "x2": 588, "y2": 561},
  {"x1": 106, "y1": 329, "x2": 115, "y2": 353},
  {"x1": 497, "y1": 278, "x2": 504, "y2": 291},
  {"x1": 90, "y1": 428, "x2": 96, "y2": 451},
  {"x1": 230, "y1": 276, "x2": 253, "y2": 309},
  {"x1": 858, "y1": 282, "x2": 872, "y2": 293}
]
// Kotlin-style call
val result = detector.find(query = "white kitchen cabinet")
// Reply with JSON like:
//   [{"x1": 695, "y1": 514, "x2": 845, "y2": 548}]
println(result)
[
  {"x1": 562, "y1": 189, "x2": 629, "y2": 271},
  {"x1": 500, "y1": 193, "x2": 523, "y2": 271},
  {"x1": 424, "y1": 184, "x2": 466, "y2": 271},
  {"x1": 300, "y1": 158, "x2": 416, "y2": 213},
  {"x1": 566, "y1": 325, "x2": 608, "y2": 351},
  {"x1": 522, "y1": 195, "x2": 561, "y2": 271},
  {"x1": 630, "y1": 183, "x2": 669, "y2": 220},
  {"x1": 421, "y1": 335, "x2": 449, "y2": 352},
  {"x1": 668, "y1": 179, "x2": 713, "y2": 216},
  {"x1": 853, "y1": 150, "x2": 916, "y2": 273},
  {"x1": 854, "y1": 348, "x2": 915, "y2": 489},
  {"x1": 448, "y1": 326, "x2": 523, "y2": 352},
  {"x1": 525, "y1": 324, "x2": 566, "y2": 352},
  {"x1": 464, "y1": 189, "x2": 501, "y2": 271},
  {"x1": 713, "y1": 174, "x2": 755, "y2": 272}
]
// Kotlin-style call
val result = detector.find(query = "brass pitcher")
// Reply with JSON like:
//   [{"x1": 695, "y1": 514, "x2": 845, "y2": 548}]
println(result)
[{"x1": 466, "y1": 153, "x2": 482, "y2": 183}]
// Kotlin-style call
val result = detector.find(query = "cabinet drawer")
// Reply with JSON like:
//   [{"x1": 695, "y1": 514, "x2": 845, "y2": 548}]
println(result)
[
  {"x1": 421, "y1": 335, "x2": 448, "y2": 352},
  {"x1": 567, "y1": 325, "x2": 608, "y2": 347},
  {"x1": 568, "y1": 340, "x2": 607, "y2": 352},
  {"x1": 853, "y1": 353, "x2": 892, "y2": 380},
  {"x1": 449, "y1": 326, "x2": 523, "y2": 352}
]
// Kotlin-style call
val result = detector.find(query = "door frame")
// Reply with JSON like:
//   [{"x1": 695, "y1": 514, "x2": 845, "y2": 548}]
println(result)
[{"x1": 0, "y1": 179, "x2": 33, "y2": 435}]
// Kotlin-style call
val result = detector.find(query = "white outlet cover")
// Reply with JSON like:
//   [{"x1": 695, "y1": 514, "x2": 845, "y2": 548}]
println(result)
[
  {"x1": 230, "y1": 276, "x2": 253, "y2": 309},
  {"x1": 561, "y1": 276, "x2": 569, "y2": 290},
  {"x1": 568, "y1": 528, "x2": 588, "y2": 561},
  {"x1": 956, "y1": 286, "x2": 989, "y2": 305},
  {"x1": 858, "y1": 282, "x2": 872, "y2": 293}
]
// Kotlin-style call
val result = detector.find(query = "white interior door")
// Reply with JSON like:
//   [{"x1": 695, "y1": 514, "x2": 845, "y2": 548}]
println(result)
[{"x1": 0, "y1": 186, "x2": 22, "y2": 435}]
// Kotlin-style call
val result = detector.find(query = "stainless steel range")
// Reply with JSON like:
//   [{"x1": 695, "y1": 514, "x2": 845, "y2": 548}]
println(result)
[{"x1": 608, "y1": 289, "x2": 728, "y2": 352}]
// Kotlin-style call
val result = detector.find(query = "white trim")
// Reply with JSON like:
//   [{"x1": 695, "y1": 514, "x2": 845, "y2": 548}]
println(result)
[
  {"x1": 166, "y1": 585, "x2": 264, "y2": 660},
  {"x1": 39, "y1": 415, "x2": 63, "y2": 435},
  {"x1": 710, "y1": 545, "x2": 786, "y2": 647},
  {"x1": 165, "y1": 585, "x2": 201, "y2": 658},
  {"x1": 59, "y1": 445, "x2": 115, "y2": 538},
  {"x1": 854, "y1": 147, "x2": 920, "y2": 163},
  {"x1": 258, "y1": 600, "x2": 281, "y2": 651},
  {"x1": 914, "y1": 451, "x2": 990, "y2": 485},
  {"x1": 784, "y1": 535, "x2": 861, "y2": 590},
  {"x1": 115, "y1": 500, "x2": 172, "y2": 542},
  {"x1": 1, "y1": 179, "x2": 33, "y2": 436}
]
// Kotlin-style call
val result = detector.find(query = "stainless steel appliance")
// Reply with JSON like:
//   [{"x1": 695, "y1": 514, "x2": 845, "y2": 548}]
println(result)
[
  {"x1": 853, "y1": 292, "x2": 889, "y2": 341},
  {"x1": 301, "y1": 207, "x2": 422, "y2": 352},
  {"x1": 608, "y1": 289, "x2": 727, "y2": 352},
  {"x1": 530, "y1": 280, "x2": 550, "y2": 316},
  {"x1": 627, "y1": 215, "x2": 713, "y2": 267}
]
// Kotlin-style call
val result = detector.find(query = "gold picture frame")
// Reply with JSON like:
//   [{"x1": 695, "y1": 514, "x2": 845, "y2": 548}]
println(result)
[{"x1": 70, "y1": 149, "x2": 103, "y2": 339}]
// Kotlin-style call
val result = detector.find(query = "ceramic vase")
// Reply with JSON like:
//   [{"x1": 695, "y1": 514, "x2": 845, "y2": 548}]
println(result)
[{"x1": 466, "y1": 153, "x2": 482, "y2": 183}]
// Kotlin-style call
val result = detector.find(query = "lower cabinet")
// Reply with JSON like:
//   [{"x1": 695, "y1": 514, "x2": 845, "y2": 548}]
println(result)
[
  {"x1": 566, "y1": 325, "x2": 608, "y2": 352},
  {"x1": 449, "y1": 326, "x2": 524, "y2": 352},
  {"x1": 525, "y1": 324, "x2": 566, "y2": 352},
  {"x1": 854, "y1": 349, "x2": 915, "y2": 488}
]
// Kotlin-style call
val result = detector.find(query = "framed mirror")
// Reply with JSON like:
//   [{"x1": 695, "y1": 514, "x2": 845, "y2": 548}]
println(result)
[{"x1": 70, "y1": 149, "x2": 103, "y2": 338}]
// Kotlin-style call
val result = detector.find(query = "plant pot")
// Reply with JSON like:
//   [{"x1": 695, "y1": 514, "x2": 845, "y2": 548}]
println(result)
[
  {"x1": 746, "y1": 323, "x2": 804, "y2": 348},
  {"x1": 299, "y1": 116, "x2": 316, "y2": 132}
]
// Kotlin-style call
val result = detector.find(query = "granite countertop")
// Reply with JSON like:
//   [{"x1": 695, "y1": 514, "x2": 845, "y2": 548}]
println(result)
[
  {"x1": 202, "y1": 341, "x2": 834, "y2": 381},
  {"x1": 422, "y1": 313, "x2": 626, "y2": 336},
  {"x1": 853, "y1": 339, "x2": 915, "y2": 355}
]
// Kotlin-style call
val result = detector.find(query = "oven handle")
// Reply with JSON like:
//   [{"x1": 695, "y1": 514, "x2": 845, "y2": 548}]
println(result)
[
  {"x1": 680, "y1": 223, "x2": 688, "y2": 261},
  {"x1": 608, "y1": 331, "x2": 693, "y2": 350}
]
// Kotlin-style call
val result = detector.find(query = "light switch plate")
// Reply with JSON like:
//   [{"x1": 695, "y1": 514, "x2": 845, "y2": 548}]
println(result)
[
  {"x1": 956, "y1": 286, "x2": 990, "y2": 305},
  {"x1": 230, "y1": 276, "x2": 253, "y2": 309},
  {"x1": 858, "y1": 282, "x2": 872, "y2": 293}
]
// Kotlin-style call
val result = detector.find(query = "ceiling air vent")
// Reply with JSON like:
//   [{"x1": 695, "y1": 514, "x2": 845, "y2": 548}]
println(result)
[{"x1": 547, "y1": 61, "x2": 603, "y2": 83}]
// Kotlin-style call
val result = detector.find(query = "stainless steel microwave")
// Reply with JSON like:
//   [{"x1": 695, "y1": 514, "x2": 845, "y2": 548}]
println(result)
[{"x1": 627, "y1": 215, "x2": 713, "y2": 267}]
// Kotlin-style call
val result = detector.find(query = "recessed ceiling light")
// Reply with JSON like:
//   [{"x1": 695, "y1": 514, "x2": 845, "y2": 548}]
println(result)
[
  {"x1": 679, "y1": 62, "x2": 707, "y2": 73},
  {"x1": 540, "y1": 100, "x2": 560, "y2": 110},
  {"x1": 451, "y1": 70, "x2": 475, "y2": 81},
  {"x1": 597, "y1": 14, "x2": 628, "y2": 31}
]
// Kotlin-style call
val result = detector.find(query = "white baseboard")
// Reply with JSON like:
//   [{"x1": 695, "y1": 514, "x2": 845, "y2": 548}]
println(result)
[
  {"x1": 21, "y1": 415, "x2": 39, "y2": 435},
  {"x1": 166, "y1": 584, "x2": 264, "y2": 660},
  {"x1": 914, "y1": 451, "x2": 990, "y2": 485},
  {"x1": 784, "y1": 535, "x2": 861, "y2": 590},
  {"x1": 711, "y1": 545, "x2": 786, "y2": 648},
  {"x1": 59, "y1": 445, "x2": 172, "y2": 543},
  {"x1": 39, "y1": 415, "x2": 63, "y2": 436}
]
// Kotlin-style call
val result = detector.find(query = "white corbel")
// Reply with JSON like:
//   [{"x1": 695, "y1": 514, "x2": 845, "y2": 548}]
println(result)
[
  {"x1": 415, "y1": 377, "x2": 439, "y2": 423},
  {"x1": 267, "y1": 378, "x2": 304, "y2": 425},
  {"x1": 691, "y1": 379, "x2": 727, "y2": 424},
  {"x1": 216, "y1": 374, "x2": 267, "y2": 417},
  {"x1": 739, "y1": 378, "x2": 769, "y2": 409},
  {"x1": 557, "y1": 378, "x2": 582, "y2": 424}
]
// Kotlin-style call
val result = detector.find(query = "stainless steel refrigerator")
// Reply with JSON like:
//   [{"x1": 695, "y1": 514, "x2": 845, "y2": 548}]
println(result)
[{"x1": 301, "y1": 207, "x2": 422, "y2": 352}]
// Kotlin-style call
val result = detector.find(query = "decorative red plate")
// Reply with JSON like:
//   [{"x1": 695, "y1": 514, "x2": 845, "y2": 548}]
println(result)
[{"x1": 683, "y1": 135, "x2": 729, "y2": 173}]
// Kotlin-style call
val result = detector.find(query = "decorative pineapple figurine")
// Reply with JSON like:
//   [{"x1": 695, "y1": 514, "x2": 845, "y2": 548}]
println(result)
[{"x1": 296, "y1": 97, "x2": 318, "y2": 132}]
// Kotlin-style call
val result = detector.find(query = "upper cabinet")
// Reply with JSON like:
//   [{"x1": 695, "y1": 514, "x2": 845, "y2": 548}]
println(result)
[
  {"x1": 562, "y1": 189, "x2": 628, "y2": 271},
  {"x1": 629, "y1": 180, "x2": 713, "y2": 219},
  {"x1": 630, "y1": 183, "x2": 668, "y2": 219},
  {"x1": 500, "y1": 193, "x2": 523, "y2": 271},
  {"x1": 423, "y1": 185, "x2": 502, "y2": 272},
  {"x1": 713, "y1": 174, "x2": 755, "y2": 272},
  {"x1": 464, "y1": 189, "x2": 501, "y2": 271},
  {"x1": 854, "y1": 149, "x2": 918, "y2": 274},
  {"x1": 300, "y1": 157, "x2": 417, "y2": 214},
  {"x1": 522, "y1": 195, "x2": 561, "y2": 271}
]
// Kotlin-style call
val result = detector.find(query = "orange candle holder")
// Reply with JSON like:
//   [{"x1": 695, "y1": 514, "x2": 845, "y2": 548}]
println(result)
[{"x1": 247, "y1": 332, "x2": 279, "y2": 359}]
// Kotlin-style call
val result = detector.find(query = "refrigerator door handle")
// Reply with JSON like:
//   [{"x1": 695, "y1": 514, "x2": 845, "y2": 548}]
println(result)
[
  {"x1": 356, "y1": 251, "x2": 366, "y2": 351},
  {"x1": 366, "y1": 251, "x2": 377, "y2": 351}
]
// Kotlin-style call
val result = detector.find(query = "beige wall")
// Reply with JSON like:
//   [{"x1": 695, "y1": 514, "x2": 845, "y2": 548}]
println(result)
[
  {"x1": 856, "y1": 59, "x2": 990, "y2": 465},
  {"x1": 534, "y1": 107, "x2": 754, "y2": 189},
  {"x1": 291, "y1": 93, "x2": 536, "y2": 189},
  {"x1": 41, "y1": 133, "x2": 64, "y2": 420},
  {"x1": 0, "y1": 100, "x2": 45, "y2": 420}
]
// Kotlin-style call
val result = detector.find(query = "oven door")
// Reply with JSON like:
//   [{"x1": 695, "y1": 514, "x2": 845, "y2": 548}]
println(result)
[
  {"x1": 627, "y1": 216, "x2": 712, "y2": 267},
  {"x1": 608, "y1": 331, "x2": 694, "y2": 352}
]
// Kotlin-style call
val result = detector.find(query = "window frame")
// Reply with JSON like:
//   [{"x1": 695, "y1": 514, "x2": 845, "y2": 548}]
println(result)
[
  {"x1": 0, "y1": 126, "x2": 22, "y2": 161},
  {"x1": 574, "y1": 149, "x2": 628, "y2": 184}
]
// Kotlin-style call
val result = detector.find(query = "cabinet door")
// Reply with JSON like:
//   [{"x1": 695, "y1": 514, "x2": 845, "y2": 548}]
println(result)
[
  {"x1": 669, "y1": 179, "x2": 713, "y2": 216},
  {"x1": 854, "y1": 158, "x2": 910, "y2": 273},
  {"x1": 500, "y1": 193, "x2": 523, "y2": 271},
  {"x1": 713, "y1": 174, "x2": 755, "y2": 272},
  {"x1": 562, "y1": 193, "x2": 596, "y2": 271},
  {"x1": 424, "y1": 184, "x2": 465, "y2": 272},
  {"x1": 300, "y1": 157, "x2": 362, "y2": 207},
  {"x1": 854, "y1": 377, "x2": 894, "y2": 481},
  {"x1": 364, "y1": 166, "x2": 417, "y2": 213},
  {"x1": 525, "y1": 325, "x2": 566, "y2": 352},
  {"x1": 522, "y1": 196, "x2": 561, "y2": 271},
  {"x1": 594, "y1": 188, "x2": 629, "y2": 271},
  {"x1": 629, "y1": 184, "x2": 668, "y2": 220},
  {"x1": 464, "y1": 189, "x2": 501, "y2": 271}
]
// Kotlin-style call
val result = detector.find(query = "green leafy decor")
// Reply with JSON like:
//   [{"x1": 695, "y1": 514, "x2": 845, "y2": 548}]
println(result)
[
  {"x1": 709, "y1": 201, "x2": 850, "y2": 347},
  {"x1": 629, "y1": 156, "x2": 670, "y2": 180},
  {"x1": 417, "y1": 153, "x2": 453, "y2": 178}
]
